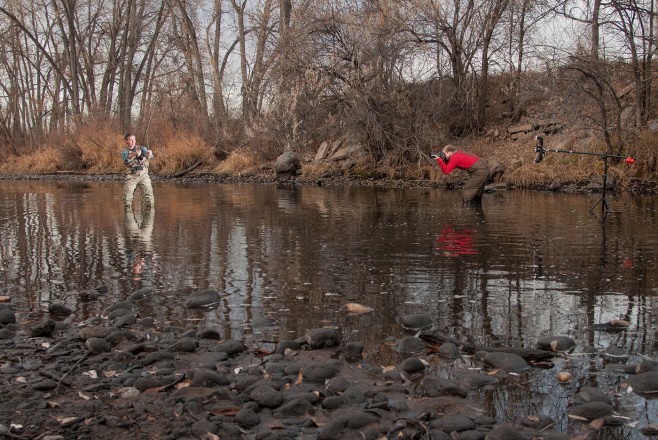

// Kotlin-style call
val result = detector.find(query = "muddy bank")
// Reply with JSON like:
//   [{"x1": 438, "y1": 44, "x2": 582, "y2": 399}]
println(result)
[
  {"x1": 0, "y1": 171, "x2": 656, "y2": 194},
  {"x1": 1, "y1": 289, "x2": 658, "y2": 439}
]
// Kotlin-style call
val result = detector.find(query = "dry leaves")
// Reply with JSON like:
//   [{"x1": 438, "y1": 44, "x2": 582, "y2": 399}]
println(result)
[{"x1": 340, "y1": 303, "x2": 373, "y2": 315}]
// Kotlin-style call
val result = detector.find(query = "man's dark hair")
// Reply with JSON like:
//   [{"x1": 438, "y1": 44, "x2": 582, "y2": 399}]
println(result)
[{"x1": 124, "y1": 132, "x2": 136, "y2": 140}]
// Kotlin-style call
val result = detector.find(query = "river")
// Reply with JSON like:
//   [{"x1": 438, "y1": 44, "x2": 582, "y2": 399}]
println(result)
[{"x1": 1, "y1": 180, "x2": 656, "y2": 437}]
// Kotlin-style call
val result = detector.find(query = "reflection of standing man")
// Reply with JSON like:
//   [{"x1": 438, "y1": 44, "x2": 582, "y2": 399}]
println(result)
[
  {"x1": 121, "y1": 132, "x2": 154, "y2": 207},
  {"x1": 432, "y1": 145, "x2": 489, "y2": 203},
  {"x1": 125, "y1": 206, "x2": 155, "y2": 281}
]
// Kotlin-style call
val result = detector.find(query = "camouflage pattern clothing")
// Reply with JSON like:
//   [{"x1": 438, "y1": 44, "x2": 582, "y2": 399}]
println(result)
[{"x1": 121, "y1": 145, "x2": 154, "y2": 207}]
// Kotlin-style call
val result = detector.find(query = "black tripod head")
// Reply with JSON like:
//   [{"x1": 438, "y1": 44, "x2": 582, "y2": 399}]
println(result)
[{"x1": 533, "y1": 135, "x2": 545, "y2": 164}]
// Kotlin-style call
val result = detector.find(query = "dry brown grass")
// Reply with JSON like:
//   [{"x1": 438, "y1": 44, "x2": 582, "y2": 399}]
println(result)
[
  {"x1": 0, "y1": 147, "x2": 63, "y2": 173},
  {"x1": 151, "y1": 132, "x2": 216, "y2": 176},
  {"x1": 213, "y1": 151, "x2": 261, "y2": 176}
]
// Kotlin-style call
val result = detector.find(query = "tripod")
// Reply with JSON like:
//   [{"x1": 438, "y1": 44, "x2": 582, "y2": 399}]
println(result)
[{"x1": 533, "y1": 137, "x2": 634, "y2": 221}]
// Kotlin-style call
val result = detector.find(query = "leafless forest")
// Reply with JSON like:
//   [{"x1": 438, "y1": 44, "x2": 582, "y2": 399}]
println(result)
[{"x1": 0, "y1": 0, "x2": 655, "y2": 166}]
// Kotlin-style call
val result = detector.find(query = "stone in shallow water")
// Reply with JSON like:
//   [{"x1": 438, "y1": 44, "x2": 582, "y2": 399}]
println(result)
[
  {"x1": 185, "y1": 289, "x2": 221, "y2": 308},
  {"x1": 420, "y1": 376, "x2": 468, "y2": 398},
  {"x1": 304, "y1": 327, "x2": 339, "y2": 348},
  {"x1": 0, "y1": 308, "x2": 16, "y2": 325},
  {"x1": 624, "y1": 371, "x2": 658, "y2": 394},
  {"x1": 235, "y1": 408, "x2": 260, "y2": 428},
  {"x1": 482, "y1": 351, "x2": 529, "y2": 372},
  {"x1": 636, "y1": 359, "x2": 658, "y2": 374},
  {"x1": 462, "y1": 372, "x2": 498, "y2": 389},
  {"x1": 485, "y1": 424, "x2": 523, "y2": 440},
  {"x1": 604, "y1": 346, "x2": 628, "y2": 359},
  {"x1": 303, "y1": 360, "x2": 342, "y2": 381},
  {"x1": 395, "y1": 336, "x2": 425, "y2": 355},
  {"x1": 568, "y1": 401, "x2": 613, "y2": 420},
  {"x1": 129, "y1": 287, "x2": 152, "y2": 301},
  {"x1": 438, "y1": 342, "x2": 460, "y2": 358},
  {"x1": 398, "y1": 357, "x2": 426, "y2": 375},
  {"x1": 536, "y1": 336, "x2": 576, "y2": 353},
  {"x1": 48, "y1": 303, "x2": 72, "y2": 317},
  {"x1": 250, "y1": 384, "x2": 283, "y2": 408},
  {"x1": 399, "y1": 313, "x2": 433, "y2": 330},
  {"x1": 430, "y1": 414, "x2": 475, "y2": 432},
  {"x1": 573, "y1": 387, "x2": 611, "y2": 405},
  {"x1": 31, "y1": 320, "x2": 56, "y2": 338}
]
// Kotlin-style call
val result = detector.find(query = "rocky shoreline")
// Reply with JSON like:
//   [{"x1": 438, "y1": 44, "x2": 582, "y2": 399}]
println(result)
[
  {"x1": 0, "y1": 170, "x2": 656, "y2": 195},
  {"x1": 1, "y1": 288, "x2": 658, "y2": 440}
]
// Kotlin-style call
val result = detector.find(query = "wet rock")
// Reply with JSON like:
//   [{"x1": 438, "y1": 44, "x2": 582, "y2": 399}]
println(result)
[
  {"x1": 274, "y1": 397, "x2": 315, "y2": 417},
  {"x1": 251, "y1": 315, "x2": 277, "y2": 327},
  {"x1": 303, "y1": 359, "x2": 342, "y2": 381},
  {"x1": 395, "y1": 336, "x2": 425, "y2": 355},
  {"x1": 399, "y1": 313, "x2": 433, "y2": 330},
  {"x1": 117, "y1": 387, "x2": 141, "y2": 399},
  {"x1": 30, "y1": 320, "x2": 56, "y2": 338},
  {"x1": 462, "y1": 372, "x2": 498, "y2": 389},
  {"x1": 339, "y1": 341, "x2": 364, "y2": 362},
  {"x1": 636, "y1": 359, "x2": 658, "y2": 374},
  {"x1": 32, "y1": 378, "x2": 58, "y2": 391},
  {"x1": 107, "y1": 308, "x2": 133, "y2": 320},
  {"x1": 604, "y1": 346, "x2": 628, "y2": 360},
  {"x1": 142, "y1": 351, "x2": 175, "y2": 365},
  {"x1": 317, "y1": 409, "x2": 379, "y2": 440},
  {"x1": 420, "y1": 376, "x2": 468, "y2": 398},
  {"x1": 430, "y1": 414, "x2": 476, "y2": 432},
  {"x1": 133, "y1": 375, "x2": 177, "y2": 392},
  {"x1": 437, "y1": 342, "x2": 460, "y2": 358},
  {"x1": 105, "y1": 329, "x2": 137, "y2": 345},
  {"x1": 105, "y1": 302, "x2": 133, "y2": 314},
  {"x1": 275, "y1": 339, "x2": 302, "y2": 354},
  {"x1": 536, "y1": 336, "x2": 575, "y2": 353},
  {"x1": 250, "y1": 384, "x2": 283, "y2": 408},
  {"x1": 212, "y1": 340, "x2": 245, "y2": 355},
  {"x1": 399, "y1": 357, "x2": 426, "y2": 376},
  {"x1": 325, "y1": 376, "x2": 351, "y2": 393},
  {"x1": 185, "y1": 289, "x2": 221, "y2": 308},
  {"x1": 172, "y1": 337, "x2": 198, "y2": 353},
  {"x1": 78, "y1": 289, "x2": 101, "y2": 301},
  {"x1": 485, "y1": 424, "x2": 523, "y2": 440},
  {"x1": 197, "y1": 328, "x2": 222, "y2": 340},
  {"x1": 521, "y1": 414, "x2": 554, "y2": 429},
  {"x1": 48, "y1": 303, "x2": 72, "y2": 317},
  {"x1": 86, "y1": 337, "x2": 112, "y2": 353},
  {"x1": 235, "y1": 408, "x2": 260, "y2": 428},
  {"x1": 568, "y1": 401, "x2": 613, "y2": 420},
  {"x1": 624, "y1": 371, "x2": 658, "y2": 394},
  {"x1": 0, "y1": 328, "x2": 15, "y2": 339},
  {"x1": 304, "y1": 327, "x2": 339, "y2": 348},
  {"x1": 190, "y1": 369, "x2": 230, "y2": 387},
  {"x1": 482, "y1": 351, "x2": 529, "y2": 372},
  {"x1": 115, "y1": 313, "x2": 137, "y2": 328},
  {"x1": 573, "y1": 387, "x2": 611, "y2": 405},
  {"x1": 129, "y1": 287, "x2": 152, "y2": 301},
  {"x1": 0, "y1": 308, "x2": 16, "y2": 325}
]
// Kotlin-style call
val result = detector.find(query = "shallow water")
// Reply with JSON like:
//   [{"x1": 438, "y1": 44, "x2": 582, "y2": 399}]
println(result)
[{"x1": 1, "y1": 181, "x2": 657, "y2": 437}]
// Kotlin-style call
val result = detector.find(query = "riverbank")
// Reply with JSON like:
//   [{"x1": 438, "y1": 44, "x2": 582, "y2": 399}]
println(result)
[
  {"x1": 0, "y1": 169, "x2": 656, "y2": 195},
  {"x1": 2, "y1": 289, "x2": 657, "y2": 440}
]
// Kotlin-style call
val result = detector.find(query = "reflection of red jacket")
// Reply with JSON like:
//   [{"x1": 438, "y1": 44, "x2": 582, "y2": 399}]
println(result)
[
  {"x1": 436, "y1": 150, "x2": 479, "y2": 175},
  {"x1": 436, "y1": 225, "x2": 477, "y2": 256}
]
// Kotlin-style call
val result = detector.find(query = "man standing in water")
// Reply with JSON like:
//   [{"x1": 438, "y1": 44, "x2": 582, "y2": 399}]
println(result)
[
  {"x1": 432, "y1": 145, "x2": 489, "y2": 203},
  {"x1": 121, "y1": 132, "x2": 154, "y2": 207}
]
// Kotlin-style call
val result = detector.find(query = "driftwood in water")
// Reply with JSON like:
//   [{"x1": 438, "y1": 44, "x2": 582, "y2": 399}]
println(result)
[
  {"x1": 420, "y1": 329, "x2": 555, "y2": 362},
  {"x1": 171, "y1": 160, "x2": 203, "y2": 178}
]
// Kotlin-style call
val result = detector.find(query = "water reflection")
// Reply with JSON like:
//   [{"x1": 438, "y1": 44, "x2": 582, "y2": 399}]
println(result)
[{"x1": 0, "y1": 181, "x2": 657, "y2": 436}]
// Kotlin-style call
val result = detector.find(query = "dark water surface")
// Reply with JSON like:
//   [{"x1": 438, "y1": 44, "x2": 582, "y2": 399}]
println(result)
[{"x1": 1, "y1": 180, "x2": 657, "y2": 437}]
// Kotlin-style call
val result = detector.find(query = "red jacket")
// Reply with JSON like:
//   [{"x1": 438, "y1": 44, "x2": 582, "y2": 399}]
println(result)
[{"x1": 436, "y1": 150, "x2": 479, "y2": 175}]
